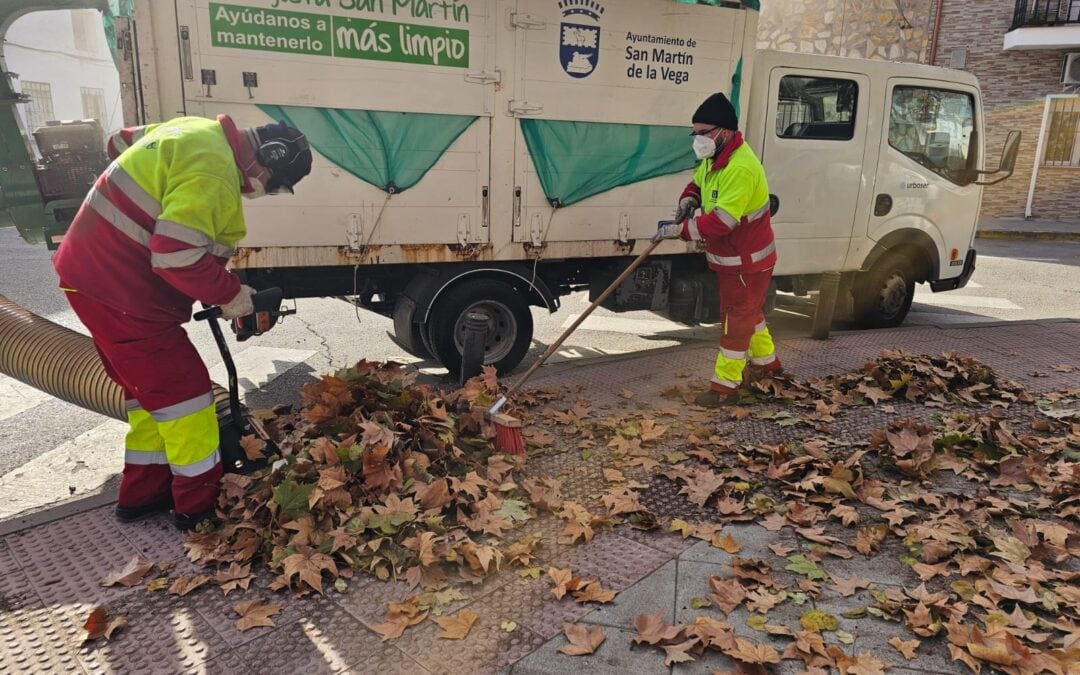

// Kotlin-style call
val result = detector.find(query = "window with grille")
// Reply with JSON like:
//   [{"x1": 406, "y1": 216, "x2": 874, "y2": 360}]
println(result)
[
  {"x1": 1043, "y1": 96, "x2": 1080, "y2": 167},
  {"x1": 81, "y1": 87, "x2": 106, "y2": 125},
  {"x1": 20, "y1": 81, "x2": 54, "y2": 131}
]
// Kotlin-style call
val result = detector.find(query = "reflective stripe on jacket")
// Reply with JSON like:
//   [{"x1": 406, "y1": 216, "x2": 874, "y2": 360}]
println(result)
[
  {"x1": 54, "y1": 116, "x2": 246, "y2": 322},
  {"x1": 679, "y1": 132, "x2": 777, "y2": 274}
]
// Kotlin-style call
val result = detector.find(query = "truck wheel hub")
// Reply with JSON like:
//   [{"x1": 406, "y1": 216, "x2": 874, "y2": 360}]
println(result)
[
  {"x1": 878, "y1": 272, "x2": 908, "y2": 317},
  {"x1": 453, "y1": 301, "x2": 517, "y2": 364}
]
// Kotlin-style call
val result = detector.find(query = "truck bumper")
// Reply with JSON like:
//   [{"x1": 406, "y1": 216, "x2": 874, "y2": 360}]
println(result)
[{"x1": 929, "y1": 249, "x2": 976, "y2": 293}]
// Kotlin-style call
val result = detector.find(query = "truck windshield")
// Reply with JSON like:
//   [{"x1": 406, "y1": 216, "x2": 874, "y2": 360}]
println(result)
[{"x1": 888, "y1": 86, "x2": 976, "y2": 185}]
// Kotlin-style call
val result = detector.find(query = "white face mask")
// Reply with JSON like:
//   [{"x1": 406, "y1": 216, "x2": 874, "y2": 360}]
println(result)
[{"x1": 693, "y1": 134, "x2": 717, "y2": 160}]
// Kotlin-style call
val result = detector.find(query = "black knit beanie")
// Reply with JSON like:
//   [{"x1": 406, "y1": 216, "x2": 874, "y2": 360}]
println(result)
[{"x1": 692, "y1": 92, "x2": 738, "y2": 131}]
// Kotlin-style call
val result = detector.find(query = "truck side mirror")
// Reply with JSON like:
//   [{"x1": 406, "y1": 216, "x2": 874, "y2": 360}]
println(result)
[{"x1": 958, "y1": 130, "x2": 1021, "y2": 186}]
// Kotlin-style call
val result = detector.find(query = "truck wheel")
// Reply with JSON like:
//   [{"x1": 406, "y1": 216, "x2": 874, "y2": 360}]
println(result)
[
  {"x1": 428, "y1": 279, "x2": 534, "y2": 376},
  {"x1": 853, "y1": 251, "x2": 915, "y2": 329}
]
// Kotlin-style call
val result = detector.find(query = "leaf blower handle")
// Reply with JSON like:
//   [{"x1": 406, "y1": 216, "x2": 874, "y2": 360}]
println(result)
[{"x1": 493, "y1": 238, "x2": 663, "y2": 411}]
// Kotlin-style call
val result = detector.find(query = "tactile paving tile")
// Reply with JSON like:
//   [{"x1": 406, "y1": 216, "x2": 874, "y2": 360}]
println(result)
[
  {"x1": 614, "y1": 524, "x2": 696, "y2": 556},
  {"x1": 6, "y1": 507, "x2": 141, "y2": 610},
  {"x1": 0, "y1": 568, "x2": 83, "y2": 674},
  {"x1": 460, "y1": 571, "x2": 592, "y2": 640},
  {"x1": 75, "y1": 587, "x2": 229, "y2": 674},
  {"x1": 0, "y1": 537, "x2": 20, "y2": 577},
  {"x1": 333, "y1": 577, "x2": 419, "y2": 630},
  {"x1": 235, "y1": 603, "x2": 423, "y2": 674},
  {"x1": 115, "y1": 510, "x2": 188, "y2": 563},
  {"x1": 189, "y1": 568, "x2": 337, "y2": 648},
  {"x1": 550, "y1": 532, "x2": 673, "y2": 593},
  {"x1": 393, "y1": 602, "x2": 547, "y2": 675},
  {"x1": 192, "y1": 650, "x2": 251, "y2": 675}
]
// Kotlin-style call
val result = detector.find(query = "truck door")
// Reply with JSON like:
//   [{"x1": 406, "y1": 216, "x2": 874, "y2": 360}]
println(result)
[
  {"x1": 866, "y1": 79, "x2": 981, "y2": 281},
  {"x1": 760, "y1": 68, "x2": 872, "y2": 274},
  {"x1": 174, "y1": 0, "x2": 496, "y2": 249}
]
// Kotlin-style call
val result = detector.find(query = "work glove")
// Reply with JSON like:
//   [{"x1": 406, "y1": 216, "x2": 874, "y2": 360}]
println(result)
[
  {"x1": 653, "y1": 220, "x2": 683, "y2": 242},
  {"x1": 219, "y1": 285, "x2": 256, "y2": 320},
  {"x1": 674, "y1": 196, "x2": 699, "y2": 224}
]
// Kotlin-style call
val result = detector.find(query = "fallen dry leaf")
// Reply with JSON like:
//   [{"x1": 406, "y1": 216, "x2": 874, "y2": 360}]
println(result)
[
  {"x1": 724, "y1": 636, "x2": 781, "y2": 664},
  {"x1": 548, "y1": 567, "x2": 578, "y2": 600},
  {"x1": 559, "y1": 622, "x2": 605, "y2": 656},
  {"x1": 888, "y1": 636, "x2": 920, "y2": 660},
  {"x1": 233, "y1": 599, "x2": 282, "y2": 632},
  {"x1": 169, "y1": 575, "x2": 211, "y2": 597},
  {"x1": 572, "y1": 580, "x2": 616, "y2": 604},
  {"x1": 82, "y1": 607, "x2": 127, "y2": 643},
  {"x1": 662, "y1": 638, "x2": 699, "y2": 666},
  {"x1": 239, "y1": 434, "x2": 266, "y2": 461},
  {"x1": 100, "y1": 555, "x2": 154, "y2": 588},
  {"x1": 713, "y1": 532, "x2": 742, "y2": 554},
  {"x1": 434, "y1": 610, "x2": 479, "y2": 640},
  {"x1": 633, "y1": 611, "x2": 683, "y2": 645}
]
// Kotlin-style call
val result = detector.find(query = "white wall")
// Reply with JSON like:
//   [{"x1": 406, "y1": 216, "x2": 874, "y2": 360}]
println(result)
[{"x1": 4, "y1": 9, "x2": 122, "y2": 140}]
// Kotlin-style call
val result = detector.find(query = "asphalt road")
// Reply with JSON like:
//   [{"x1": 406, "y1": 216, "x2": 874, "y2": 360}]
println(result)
[{"x1": 0, "y1": 226, "x2": 1077, "y2": 479}]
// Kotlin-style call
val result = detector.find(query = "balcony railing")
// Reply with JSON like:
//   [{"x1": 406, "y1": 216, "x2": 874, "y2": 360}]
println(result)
[{"x1": 1012, "y1": 0, "x2": 1080, "y2": 29}]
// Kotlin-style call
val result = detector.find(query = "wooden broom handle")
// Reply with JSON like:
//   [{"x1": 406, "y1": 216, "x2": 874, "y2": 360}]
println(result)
[{"x1": 501, "y1": 238, "x2": 663, "y2": 401}]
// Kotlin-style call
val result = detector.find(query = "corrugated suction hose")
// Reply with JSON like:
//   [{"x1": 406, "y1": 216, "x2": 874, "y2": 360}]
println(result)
[{"x1": 0, "y1": 293, "x2": 230, "y2": 422}]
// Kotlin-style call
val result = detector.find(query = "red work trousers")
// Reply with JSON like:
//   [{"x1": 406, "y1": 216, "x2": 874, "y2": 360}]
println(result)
[
  {"x1": 64, "y1": 290, "x2": 222, "y2": 515},
  {"x1": 711, "y1": 268, "x2": 779, "y2": 394}
]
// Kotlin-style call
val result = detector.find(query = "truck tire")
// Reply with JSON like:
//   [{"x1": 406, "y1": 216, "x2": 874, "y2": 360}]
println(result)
[
  {"x1": 428, "y1": 279, "x2": 534, "y2": 376},
  {"x1": 391, "y1": 299, "x2": 434, "y2": 359},
  {"x1": 852, "y1": 251, "x2": 915, "y2": 329}
]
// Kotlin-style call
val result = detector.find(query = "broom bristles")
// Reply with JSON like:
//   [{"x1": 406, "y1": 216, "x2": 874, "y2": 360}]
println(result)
[{"x1": 490, "y1": 412, "x2": 525, "y2": 456}]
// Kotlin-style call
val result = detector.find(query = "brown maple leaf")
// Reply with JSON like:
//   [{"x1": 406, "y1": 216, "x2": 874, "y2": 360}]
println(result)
[
  {"x1": 449, "y1": 471, "x2": 488, "y2": 501},
  {"x1": 233, "y1": 599, "x2": 282, "y2": 632},
  {"x1": 548, "y1": 567, "x2": 579, "y2": 600},
  {"x1": 854, "y1": 524, "x2": 888, "y2": 556},
  {"x1": 504, "y1": 536, "x2": 541, "y2": 567},
  {"x1": 686, "y1": 615, "x2": 735, "y2": 650},
  {"x1": 559, "y1": 623, "x2": 605, "y2": 656},
  {"x1": 215, "y1": 562, "x2": 253, "y2": 596},
  {"x1": 633, "y1": 611, "x2": 684, "y2": 645},
  {"x1": 888, "y1": 636, "x2": 919, "y2": 660},
  {"x1": 82, "y1": 607, "x2": 127, "y2": 644},
  {"x1": 168, "y1": 575, "x2": 211, "y2": 597},
  {"x1": 100, "y1": 554, "x2": 154, "y2": 588},
  {"x1": 709, "y1": 576, "x2": 748, "y2": 614},
  {"x1": 522, "y1": 477, "x2": 564, "y2": 511},
  {"x1": 373, "y1": 598, "x2": 428, "y2": 641},
  {"x1": 724, "y1": 636, "x2": 781, "y2": 665},
  {"x1": 662, "y1": 638, "x2": 699, "y2": 666},
  {"x1": 239, "y1": 434, "x2": 267, "y2": 461},
  {"x1": 281, "y1": 546, "x2": 338, "y2": 594},
  {"x1": 712, "y1": 532, "x2": 742, "y2": 554},
  {"x1": 829, "y1": 648, "x2": 893, "y2": 675},
  {"x1": 679, "y1": 470, "x2": 726, "y2": 507},
  {"x1": 572, "y1": 580, "x2": 616, "y2": 604},
  {"x1": 434, "y1": 610, "x2": 479, "y2": 640}
]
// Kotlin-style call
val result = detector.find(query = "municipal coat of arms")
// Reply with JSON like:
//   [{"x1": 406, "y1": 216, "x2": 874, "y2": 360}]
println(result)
[{"x1": 559, "y1": 0, "x2": 604, "y2": 79}]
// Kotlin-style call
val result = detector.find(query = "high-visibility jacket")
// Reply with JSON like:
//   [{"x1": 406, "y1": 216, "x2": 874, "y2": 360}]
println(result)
[
  {"x1": 54, "y1": 115, "x2": 247, "y2": 323},
  {"x1": 679, "y1": 132, "x2": 776, "y2": 275}
]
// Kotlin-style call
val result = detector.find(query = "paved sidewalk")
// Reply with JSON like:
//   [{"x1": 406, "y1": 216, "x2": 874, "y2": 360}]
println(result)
[
  {"x1": 0, "y1": 320, "x2": 1077, "y2": 673},
  {"x1": 977, "y1": 217, "x2": 1080, "y2": 242}
]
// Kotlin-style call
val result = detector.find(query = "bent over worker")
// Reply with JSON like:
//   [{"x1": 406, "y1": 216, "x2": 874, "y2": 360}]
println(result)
[
  {"x1": 53, "y1": 115, "x2": 312, "y2": 529},
  {"x1": 656, "y1": 92, "x2": 781, "y2": 407}
]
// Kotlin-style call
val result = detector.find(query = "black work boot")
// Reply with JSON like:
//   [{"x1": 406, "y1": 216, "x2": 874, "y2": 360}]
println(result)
[
  {"x1": 115, "y1": 496, "x2": 173, "y2": 523},
  {"x1": 694, "y1": 389, "x2": 739, "y2": 408},
  {"x1": 174, "y1": 510, "x2": 218, "y2": 532}
]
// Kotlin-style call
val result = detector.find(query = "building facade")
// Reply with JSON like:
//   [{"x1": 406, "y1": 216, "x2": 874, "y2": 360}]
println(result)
[
  {"x1": 931, "y1": 0, "x2": 1080, "y2": 221},
  {"x1": 4, "y1": 9, "x2": 121, "y2": 146}
]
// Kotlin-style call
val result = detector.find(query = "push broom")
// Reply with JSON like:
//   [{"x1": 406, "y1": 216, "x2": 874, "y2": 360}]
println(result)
[{"x1": 489, "y1": 233, "x2": 667, "y2": 455}]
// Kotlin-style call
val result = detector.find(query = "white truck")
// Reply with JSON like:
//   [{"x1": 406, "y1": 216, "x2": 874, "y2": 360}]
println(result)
[{"x1": 4, "y1": 0, "x2": 1018, "y2": 374}]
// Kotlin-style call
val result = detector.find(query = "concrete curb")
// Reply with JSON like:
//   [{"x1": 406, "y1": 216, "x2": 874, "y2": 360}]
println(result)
[{"x1": 976, "y1": 229, "x2": 1080, "y2": 242}]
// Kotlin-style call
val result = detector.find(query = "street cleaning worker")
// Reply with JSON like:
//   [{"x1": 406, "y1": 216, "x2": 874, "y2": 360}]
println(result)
[
  {"x1": 52, "y1": 115, "x2": 312, "y2": 529},
  {"x1": 655, "y1": 92, "x2": 781, "y2": 407}
]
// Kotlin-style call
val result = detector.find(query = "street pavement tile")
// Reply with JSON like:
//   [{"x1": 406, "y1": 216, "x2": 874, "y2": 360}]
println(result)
[
  {"x1": 581, "y1": 558, "x2": 677, "y2": 628},
  {"x1": 809, "y1": 539, "x2": 913, "y2": 588},
  {"x1": 191, "y1": 650, "x2": 251, "y2": 675},
  {"x1": 75, "y1": 588, "x2": 228, "y2": 674},
  {"x1": 511, "y1": 625, "x2": 669, "y2": 675},
  {"x1": 552, "y1": 532, "x2": 673, "y2": 592},
  {"x1": 0, "y1": 537, "x2": 20, "y2": 577},
  {"x1": 6, "y1": 507, "x2": 140, "y2": 608},
  {"x1": 812, "y1": 590, "x2": 958, "y2": 675},
  {"x1": 335, "y1": 574, "x2": 488, "y2": 632},
  {"x1": 678, "y1": 524, "x2": 800, "y2": 567},
  {"x1": 394, "y1": 602, "x2": 547, "y2": 674},
  {"x1": 615, "y1": 526, "x2": 696, "y2": 557},
  {"x1": 235, "y1": 603, "x2": 417, "y2": 674},
  {"x1": 461, "y1": 572, "x2": 592, "y2": 640},
  {"x1": 189, "y1": 570, "x2": 337, "y2": 648},
  {"x1": 115, "y1": 509, "x2": 188, "y2": 563},
  {"x1": 0, "y1": 567, "x2": 82, "y2": 674}
]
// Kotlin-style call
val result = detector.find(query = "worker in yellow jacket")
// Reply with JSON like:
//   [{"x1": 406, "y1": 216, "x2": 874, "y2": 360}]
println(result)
[{"x1": 53, "y1": 115, "x2": 311, "y2": 528}]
